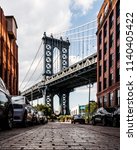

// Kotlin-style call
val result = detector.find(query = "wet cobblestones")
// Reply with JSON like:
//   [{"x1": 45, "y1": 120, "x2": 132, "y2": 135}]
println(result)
[{"x1": 0, "y1": 123, "x2": 120, "y2": 150}]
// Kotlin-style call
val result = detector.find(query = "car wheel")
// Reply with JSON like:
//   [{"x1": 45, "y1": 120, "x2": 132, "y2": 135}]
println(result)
[
  {"x1": 2, "y1": 110, "x2": 13, "y2": 130},
  {"x1": 102, "y1": 117, "x2": 107, "y2": 126},
  {"x1": 42, "y1": 120, "x2": 45, "y2": 125},
  {"x1": 92, "y1": 118, "x2": 96, "y2": 125},
  {"x1": 22, "y1": 113, "x2": 27, "y2": 127},
  {"x1": 113, "y1": 118, "x2": 117, "y2": 127}
]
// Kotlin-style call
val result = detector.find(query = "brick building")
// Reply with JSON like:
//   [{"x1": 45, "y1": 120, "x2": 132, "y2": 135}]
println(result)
[
  {"x1": 96, "y1": 0, "x2": 120, "y2": 108},
  {"x1": 0, "y1": 7, "x2": 18, "y2": 95}
]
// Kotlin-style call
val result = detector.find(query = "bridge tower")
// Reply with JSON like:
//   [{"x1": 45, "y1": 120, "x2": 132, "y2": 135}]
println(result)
[{"x1": 42, "y1": 32, "x2": 70, "y2": 115}]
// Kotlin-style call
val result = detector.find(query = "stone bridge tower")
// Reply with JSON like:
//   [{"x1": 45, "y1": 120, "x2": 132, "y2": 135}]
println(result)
[{"x1": 42, "y1": 32, "x2": 70, "y2": 115}]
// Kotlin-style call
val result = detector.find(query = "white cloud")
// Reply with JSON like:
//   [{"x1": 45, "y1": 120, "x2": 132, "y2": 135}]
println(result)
[
  {"x1": 73, "y1": 0, "x2": 97, "y2": 15},
  {"x1": 0, "y1": 0, "x2": 72, "y2": 90},
  {"x1": 0, "y1": 0, "x2": 97, "y2": 92}
]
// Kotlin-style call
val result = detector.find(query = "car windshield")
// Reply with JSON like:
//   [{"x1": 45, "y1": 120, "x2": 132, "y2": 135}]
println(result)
[
  {"x1": 73, "y1": 115, "x2": 82, "y2": 119},
  {"x1": 97, "y1": 107, "x2": 114, "y2": 114},
  {"x1": 12, "y1": 96, "x2": 25, "y2": 104}
]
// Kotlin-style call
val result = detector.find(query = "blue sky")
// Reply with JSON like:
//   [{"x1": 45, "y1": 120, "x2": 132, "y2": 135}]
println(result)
[
  {"x1": 70, "y1": 0, "x2": 103, "y2": 27},
  {"x1": 0, "y1": 0, "x2": 104, "y2": 111}
]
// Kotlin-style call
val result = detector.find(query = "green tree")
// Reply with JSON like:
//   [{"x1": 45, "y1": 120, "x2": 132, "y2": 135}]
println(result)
[
  {"x1": 85, "y1": 101, "x2": 97, "y2": 114},
  {"x1": 85, "y1": 101, "x2": 97, "y2": 123},
  {"x1": 34, "y1": 104, "x2": 52, "y2": 116}
]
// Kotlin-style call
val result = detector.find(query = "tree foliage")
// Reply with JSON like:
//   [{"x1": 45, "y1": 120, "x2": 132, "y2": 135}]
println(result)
[
  {"x1": 85, "y1": 101, "x2": 97, "y2": 114},
  {"x1": 34, "y1": 104, "x2": 52, "y2": 116}
]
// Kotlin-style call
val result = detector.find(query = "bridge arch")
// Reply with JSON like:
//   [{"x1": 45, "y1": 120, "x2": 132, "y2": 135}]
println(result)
[
  {"x1": 53, "y1": 94, "x2": 62, "y2": 115},
  {"x1": 53, "y1": 47, "x2": 61, "y2": 74},
  {"x1": 42, "y1": 33, "x2": 70, "y2": 77}
]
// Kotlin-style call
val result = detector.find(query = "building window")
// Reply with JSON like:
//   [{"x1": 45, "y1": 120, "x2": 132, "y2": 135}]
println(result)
[
  {"x1": 109, "y1": 11, "x2": 114, "y2": 28},
  {"x1": 104, "y1": 78, "x2": 107, "y2": 89},
  {"x1": 99, "y1": 81, "x2": 102, "y2": 92},
  {"x1": 99, "y1": 14, "x2": 103, "y2": 25},
  {"x1": 104, "y1": 42, "x2": 107, "y2": 54},
  {"x1": 99, "y1": 49, "x2": 102, "y2": 60},
  {"x1": 110, "y1": 53, "x2": 114, "y2": 67},
  {"x1": 110, "y1": 33, "x2": 114, "y2": 48},
  {"x1": 109, "y1": 92, "x2": 113, "y2": 107},
  {"x1": 116, "y1": 89, "x2": 120, "y2": 106},
  {"x1": 104, "y1": 60, "x2": 107, "y2": 72},
  {"x1": 116, "y1": 46, "x2": 120, "y2": 61},
  {"x1": 116, "y1": 67, "x2": 120, "y2": 82},
  {"x1": 99, "y1": 31, "x2": 102, "y2": 45},
  {"x1": 104, "y1": 22, "x2": 107, "y2": 38},
  {"x1": 104, "y1": 4, "x2": 109, "y2": 16},
  {"x1": 99, "y1": 65, "x2": 102, "y2": 77},
  {"x1": 116, "y1": 23, "x2": 120, "y2": 39},
  {"x1": 116, "y1": 0, "x2": 120, "y2": 18},
  {"x1": 109, "y1": 73, "x2": 113, "y2": 86},
  {"x1": 98, "y1": 97, "x2": 103, "y2": 107},
  {"x1": 104, "y1": 95, "x2": 107, "y2": 108}
]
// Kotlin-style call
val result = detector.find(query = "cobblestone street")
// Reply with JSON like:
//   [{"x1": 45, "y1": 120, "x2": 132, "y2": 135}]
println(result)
[{"x1": 0, "y1": 122, "x2": 119, "y2": 150}]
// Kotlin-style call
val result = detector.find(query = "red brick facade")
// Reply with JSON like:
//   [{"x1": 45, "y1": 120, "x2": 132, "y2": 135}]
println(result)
[
  {"x1": 0, "y1": 7, "x2": 18, "y2": 95},
  {"x1": 97, "y1": 0, "x2": 120, "y2": 108}
]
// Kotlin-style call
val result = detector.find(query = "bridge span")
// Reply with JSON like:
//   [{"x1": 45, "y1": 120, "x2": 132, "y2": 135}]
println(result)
[{"x1": 21, "y1": 52, "x2": 97, "y2": 115}]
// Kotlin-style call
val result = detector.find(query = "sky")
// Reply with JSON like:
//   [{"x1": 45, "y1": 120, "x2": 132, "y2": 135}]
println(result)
[{"x1": 0, "y1": 0, "x2": 103, "y2": 110}]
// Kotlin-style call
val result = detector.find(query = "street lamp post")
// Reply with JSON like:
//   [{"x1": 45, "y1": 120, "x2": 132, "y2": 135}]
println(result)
[{"x1": 75, "y1": 75, "x2": 93, "y2": 124}]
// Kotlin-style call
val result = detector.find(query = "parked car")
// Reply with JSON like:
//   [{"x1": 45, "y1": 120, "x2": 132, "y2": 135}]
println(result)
[
  {"x1": 31, "y1": 108, "x2": 40, "y2": 125},
  {"x1": 71, "y1": 114, "x2": 85, "y2": 124},
  {"x1": 11, "y1": 96, "x2": 34, "y2": 127},
  {"x1": 38, "y1": 111, "x2": 48, "y2": 124},
  {"x1": 91, "y1": 107, "x2": 115, "y2": 126},
  {"x1": 0, "y1": 78, "x2": 13, "y2": 129},
  {"x1": 112, "y1": 107, "x2": 120, "y2": 127}
]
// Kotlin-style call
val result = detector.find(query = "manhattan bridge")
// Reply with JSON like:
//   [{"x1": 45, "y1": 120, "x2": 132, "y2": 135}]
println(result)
[{"x1": 20, "y1": 20, "x2": 97, "y2": 115}]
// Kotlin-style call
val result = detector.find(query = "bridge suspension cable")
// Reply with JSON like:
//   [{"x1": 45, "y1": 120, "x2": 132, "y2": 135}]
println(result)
[
  {"x1": 19, "y1": 41, "x2": 43, "y2": 90},
  {"x1": 22, "y1": 55, "x2": 44, "y2": 90},
  {"x1": 53, "y1": 19, "x2": 97, "y2": 65},
  {"x1": 21, "y1": 19, "x2": 97, "y2": 91}
]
